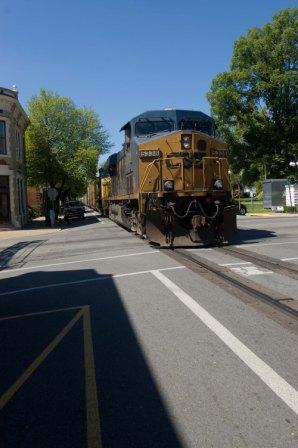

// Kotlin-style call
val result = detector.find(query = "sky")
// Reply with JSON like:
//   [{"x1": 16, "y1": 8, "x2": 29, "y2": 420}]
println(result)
[{"x1": 1, "y1": 0, "x2": 296, "y2": 159}]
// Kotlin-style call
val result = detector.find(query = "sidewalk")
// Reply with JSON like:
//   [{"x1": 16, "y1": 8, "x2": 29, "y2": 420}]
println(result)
[
  {"x1": 247, "y1": 212, "x2": 298, "y2": 218},
  {"x1": 0, "y1": 218, "x2": 62, "y2": 240}
]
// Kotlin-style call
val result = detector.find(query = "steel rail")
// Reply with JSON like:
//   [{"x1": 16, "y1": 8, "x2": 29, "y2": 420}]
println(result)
[
  {"x1": 161, "y1": 248, "x2": 298, "y2": 318},
  {"x1": 216, "y1": 246, "x2": 298, "y2": 280}
]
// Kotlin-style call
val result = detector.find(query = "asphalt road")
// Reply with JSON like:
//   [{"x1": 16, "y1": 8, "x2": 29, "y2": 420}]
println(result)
[{"x1": 0, "y1": 212, "x2": 297, "y2": 448}]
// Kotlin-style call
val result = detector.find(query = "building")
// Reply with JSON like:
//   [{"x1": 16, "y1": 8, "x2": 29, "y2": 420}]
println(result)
[
  {"x1": 285, "y1": 183, "x2": 298, "y2": 209},
  {"x1": 263, "y1": 179, "x2": 287, "y2": 210},
  {"x1": 0, "y1": 86, "x2": 29, "y2": 228},
  {"x1": 27, "y1": 186, "x2": 43, "y2": 212}
]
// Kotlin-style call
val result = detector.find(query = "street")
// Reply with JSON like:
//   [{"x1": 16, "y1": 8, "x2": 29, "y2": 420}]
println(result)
[{"x1": 0, "y1": 212, "x2": 297, "y2": 448}]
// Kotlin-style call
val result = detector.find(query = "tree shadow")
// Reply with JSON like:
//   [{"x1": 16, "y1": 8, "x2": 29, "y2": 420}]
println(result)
[
  {"x1": 61, "y1": 214, "x2": 102, "y2": 229},
  {"x1": 0, "y1": 240, "x2": 45, "y2": 270},
  {"x1": 229, "y1": 227, "x2": 276, "y2": 245},
  {"x1": 0, "y1": 268, "x2": 184, "y2": 448}
]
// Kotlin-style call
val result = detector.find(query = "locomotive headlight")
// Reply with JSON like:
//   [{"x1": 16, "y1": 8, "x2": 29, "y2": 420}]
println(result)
[
  {"x1": 164, "y1": 180, "x2": 174, "y2": 191},
  {"x1": 214, "y1": 179, "x2": 223, "y2": 190},
  {"x1": 181, "y1": 135, "x2": 191, "y2": 149}
]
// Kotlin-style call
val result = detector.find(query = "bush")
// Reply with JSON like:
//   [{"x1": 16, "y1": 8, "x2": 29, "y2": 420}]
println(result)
[
  {"x1": 27, "y1": 206, "x2": 41, "y2": 221},
  {"x1": 283, "y1": 206, "x2": 298, "y2": 213}
]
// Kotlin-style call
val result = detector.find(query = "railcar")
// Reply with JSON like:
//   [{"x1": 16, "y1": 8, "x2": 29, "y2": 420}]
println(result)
[
  {"x1": 99, "y1": 109, "x2": 237, "y2": 246},
  {"x1": 84, "y1": 179, "x2": 100, "y2": 209}
]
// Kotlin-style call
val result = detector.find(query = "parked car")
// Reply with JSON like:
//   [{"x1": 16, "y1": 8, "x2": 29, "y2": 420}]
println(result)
[
  {"x1": 237, "y1": 203, "x2": 247, "y2": 215},
  {"x1": 64, "y1": 201, "x2": 85, "y2": 221}
]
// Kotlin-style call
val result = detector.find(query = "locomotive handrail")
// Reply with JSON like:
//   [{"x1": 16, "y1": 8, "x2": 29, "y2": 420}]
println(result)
[
  {"x1": 139, "y1": 158, "x2": 162, "y2": 193},
  {"x1": 139, "y1": 155, "x2": 186, "y2": 194},
  {"x1": 139, "y1": 158, "x2": 162, "y2": 213},
  {"x1": 202, "y1": 157, "x2": 230, "y2": 190}
]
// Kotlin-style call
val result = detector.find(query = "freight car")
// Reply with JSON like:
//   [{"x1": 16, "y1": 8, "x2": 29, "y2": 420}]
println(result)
[
  {"x1": 99, "y1": 109, "x2": 237, "y2": 246},
  {"x1": 84, "y1": 179, "x2": 100, "y2": 210}
]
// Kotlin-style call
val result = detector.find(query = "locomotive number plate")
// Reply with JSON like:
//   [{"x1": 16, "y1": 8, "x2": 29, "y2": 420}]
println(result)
[
  {"x1": 139, "y1": 150, "x2": 161, "y2": 158},
  {"x1": 211, "y1": 149, "x2": 227, "y2": 157}
]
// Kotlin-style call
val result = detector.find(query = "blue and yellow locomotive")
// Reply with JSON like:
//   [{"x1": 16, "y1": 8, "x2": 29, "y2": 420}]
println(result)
[{"x1": 99, "y1": 109, "x2": 237, "y2": 246}]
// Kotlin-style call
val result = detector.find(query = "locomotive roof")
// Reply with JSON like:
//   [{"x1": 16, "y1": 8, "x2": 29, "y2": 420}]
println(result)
[
  {"x1": 102, "y1": 152, "x2": 117, "y2": 169},
  {"x1": 134, "y1": 130, "x2": 226, "y2": 146},
  {"x1": 120, "y1": 109, "x2": 212, "y2": 131}
]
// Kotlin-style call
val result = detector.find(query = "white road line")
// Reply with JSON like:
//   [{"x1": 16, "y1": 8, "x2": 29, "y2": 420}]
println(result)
[
  {"x1": 189, "y1": 248, "x2": 213, "y2": 251},
  {"x1": 0, "y1": 266, "x2": 185, "y2": 296},
  {"x1": 0, "y1": 250, "x2": 160, "y2": 274},
  {"x1": 219, "y1": 262, "x2": 252, "y2": 266},
  {"x1": 281, "y1": 257, "x2": 298, "y2": 261},
  {"x1": 90, "y1": 210, "x2": 101, "y2": 223},
  {"x1": 152, "y1": 270, "x2": 298, "y2": 415},
  {"x1": 236, "y1": 241, "x2": 298, "y2": 248},
  {"x1": 230, "y1": 266, "x2": 274, "y2": 276},
  {"x1": 95, "y1": 213, "x2": 102, "y2": 223}
]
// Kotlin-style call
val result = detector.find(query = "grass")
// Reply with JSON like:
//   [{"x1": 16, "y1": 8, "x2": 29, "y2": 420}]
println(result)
[{"x1": 239, "y1": 198, "x2": 269, "y2": 214}]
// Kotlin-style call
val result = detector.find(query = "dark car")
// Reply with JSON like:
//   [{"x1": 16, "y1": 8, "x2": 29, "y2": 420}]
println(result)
[
  {"x1": 64, "y1": 201, "x2": 85, "y2": 221},
  {"x1": 237, "y1": 203, "x2": 247, "y2": 215}
]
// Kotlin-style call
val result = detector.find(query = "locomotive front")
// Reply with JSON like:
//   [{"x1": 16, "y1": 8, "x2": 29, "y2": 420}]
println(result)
[{"x1": 138, "y1": 125, "x2": 237, "y2": 246}]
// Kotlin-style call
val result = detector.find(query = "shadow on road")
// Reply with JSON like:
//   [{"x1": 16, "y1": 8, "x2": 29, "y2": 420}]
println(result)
[
  {"x1": 150, "y1": 228, "x2": 277, "y2": 250},
  {"x1": 0, "y1": 240, "x2": 45, "y2": 270},
  {"x1": 230, "y1": 227, "x2": 276, "y2": 245},
  {"x1": 61, "y1": 214, "x2": 102, "y2": 230},
  {"x1": 0, "y1": 268, "x2": 183, "y2": 448}
]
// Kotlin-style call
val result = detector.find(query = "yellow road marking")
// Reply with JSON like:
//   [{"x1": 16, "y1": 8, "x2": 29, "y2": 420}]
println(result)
[
  {"x1": 83, "y1": 307, "x2": 102, "y2": 448},
  {"x1": 0, "y1": 306, "x2": 83, "y2": 321},
  {"x1": 0, "y1": 306, "x2": 102, "y2": 447},
  {"x1": 0, "y1": 309, "x2": 84, "y2": 409}
]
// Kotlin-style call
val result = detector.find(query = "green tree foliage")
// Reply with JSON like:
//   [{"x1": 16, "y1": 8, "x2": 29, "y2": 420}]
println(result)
[
  {"x1": 208, "y1": 8, "x2": 298, "y2": 184},
  {"x1": 26, "y1": 89, "x2": 110, "y2": 197}
]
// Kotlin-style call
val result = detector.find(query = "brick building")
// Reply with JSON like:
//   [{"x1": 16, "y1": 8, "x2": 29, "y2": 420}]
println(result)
[{"x1": 0, "y1": 86, "x2": 29, "y2": 228}]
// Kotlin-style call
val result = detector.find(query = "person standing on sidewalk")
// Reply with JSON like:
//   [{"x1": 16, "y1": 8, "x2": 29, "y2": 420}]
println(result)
[{"x1": 49, "y1": 208, "x2": 55, "y2": 227}]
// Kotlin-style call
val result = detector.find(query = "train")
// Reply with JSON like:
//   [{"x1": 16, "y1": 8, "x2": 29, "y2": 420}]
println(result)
[{"x1": 93, "y1": 109, "x2": 237, "y2": 246}]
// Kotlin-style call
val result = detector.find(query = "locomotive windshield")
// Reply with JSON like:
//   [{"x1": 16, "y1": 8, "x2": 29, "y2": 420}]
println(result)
[
  {"x1": 179, "y1": 119, "x2": 213, "y2": 135},
  {"x1": 135, "y1": 120, "x2": 174, "y2": 136}
]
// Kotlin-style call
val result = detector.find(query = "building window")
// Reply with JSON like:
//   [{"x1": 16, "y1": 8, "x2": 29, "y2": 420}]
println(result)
[
  {"x1": 16, "y1": 130, "x2": 21, "y2": 160},
  {"x1": 0, "y1": 120, "x2": 7, "y2": 155}
]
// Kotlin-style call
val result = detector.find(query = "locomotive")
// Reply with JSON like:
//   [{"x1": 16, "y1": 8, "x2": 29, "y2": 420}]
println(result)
[{"x1": 98, "y1": 109, "x2": 237, "y2": 246}]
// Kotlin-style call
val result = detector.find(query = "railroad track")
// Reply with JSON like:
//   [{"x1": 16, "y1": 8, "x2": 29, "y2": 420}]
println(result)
[
  {"x1": 162, "y1": 247, "x2": 298, "y2": 319},
  {"x1": 215, "y1": 245, "x2": 298, "y2": 280},
  {"x1": 113, "y1": 218, "x2": 298, "y2": 319}
]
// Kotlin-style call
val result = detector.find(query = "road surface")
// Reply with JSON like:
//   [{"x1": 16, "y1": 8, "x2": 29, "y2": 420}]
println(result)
[{"x1": 0, "y1": 211, "x2": 297, "y2": 447}]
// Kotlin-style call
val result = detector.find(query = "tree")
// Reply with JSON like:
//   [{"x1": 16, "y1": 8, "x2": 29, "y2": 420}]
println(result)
[
  {"x1": 25, "y1": 89, "x2": 110, "y2": 198},
  {"x1": 207, "y1": 8, "x2": 298, "y2": 184}
]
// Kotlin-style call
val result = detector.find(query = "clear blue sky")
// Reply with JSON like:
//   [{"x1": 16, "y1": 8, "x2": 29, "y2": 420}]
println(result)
[{"x1": 1, "y1": 0, "x2": 296, "y2": 158}]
